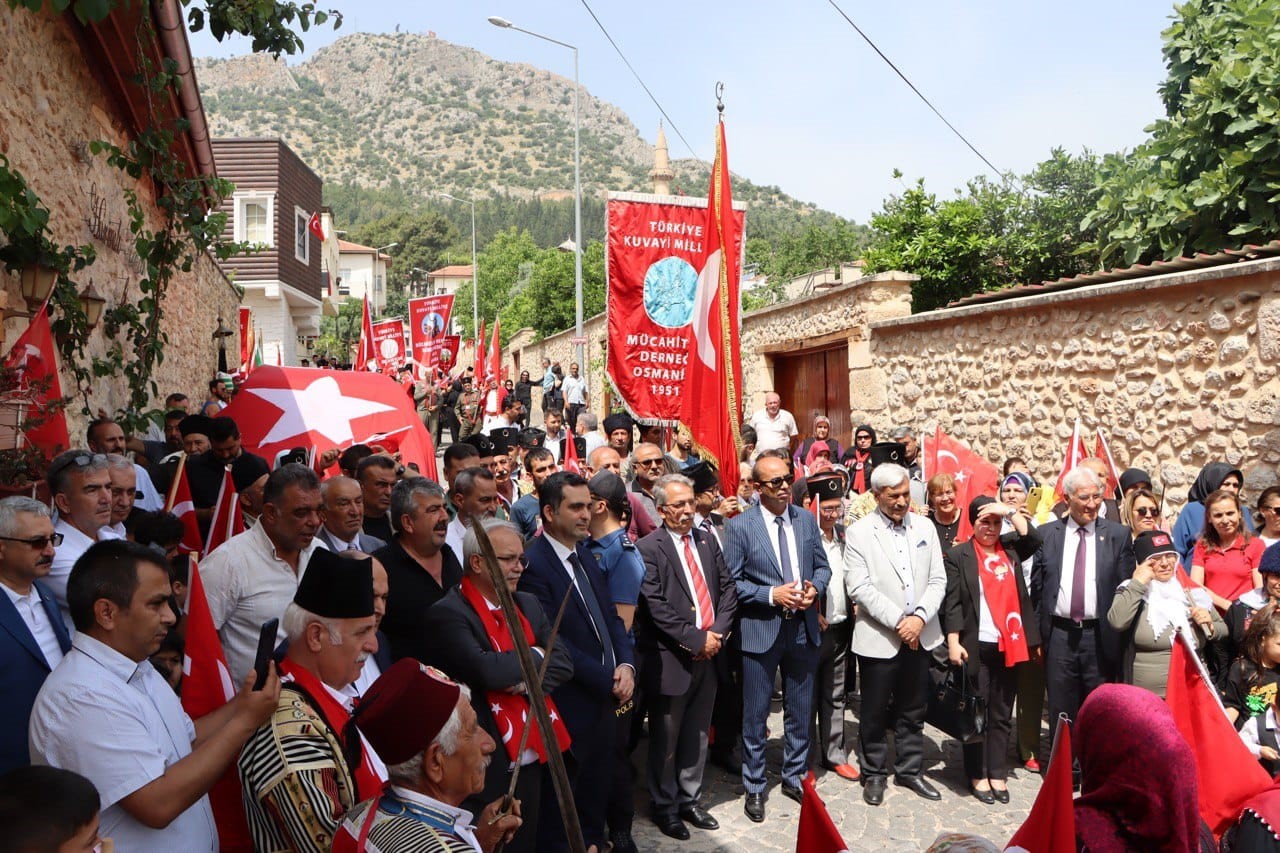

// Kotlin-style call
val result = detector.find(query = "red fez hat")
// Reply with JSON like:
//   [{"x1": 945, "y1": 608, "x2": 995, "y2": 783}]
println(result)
[{"x1": 353, "y1": 659, "x2": 462, "y2": 765}]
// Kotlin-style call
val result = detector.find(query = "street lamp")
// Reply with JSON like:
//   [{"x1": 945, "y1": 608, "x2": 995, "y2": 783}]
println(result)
[
  {"x1": 374, "y1": 242, "x2": 397, "y2": 318},
  {"x1": 489, "y1": 14, "x2": 584, "y2": 371},
  {"x1": 437, "y1": 192, "x2": 478, "y2": 340}
]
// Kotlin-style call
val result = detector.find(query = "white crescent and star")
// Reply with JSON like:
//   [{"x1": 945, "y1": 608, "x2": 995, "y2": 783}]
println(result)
[
  {"x1": 245, "y1": 375, "x2": 397, "y2": 446},
  {"x1": 1006, "y1": 612, "x2": 1024, "y2": 641}
]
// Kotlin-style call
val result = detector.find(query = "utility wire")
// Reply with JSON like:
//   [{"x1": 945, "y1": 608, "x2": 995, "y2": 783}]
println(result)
[
  {"x1": 577, "y1": 0, "x2": 703, "y2": 162},
  {"x1": 825, "y1": 0, "x2": 1012, "y2": 185}
]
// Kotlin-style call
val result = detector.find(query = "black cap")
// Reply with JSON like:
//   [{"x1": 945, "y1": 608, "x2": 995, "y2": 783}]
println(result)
[
  {"x1": 968, "y1": 495, "x2": 997, "y2": 524},
  {"x1": 1119, "y1": 468, "x2": 1152, "y2": 493},
  {"x1": 231, "y1": 452, "x2": 271, "y2": 492},
  {"x1": 518, "y1": 428, "x2": 546, "y2": 450},
  {"x1": 489, "y1": 427, "x2": 520, "y2": 456},
  {"x1": 686, "y1": 460, "x2": 720, "y2": 495},
  {"x1": 603, "y1": 413, "x2": 633, "y2": 435},
  {"x1": 178, "y1": 414, "x2": 214, "y2": 438},
  {"x1": 274, "y1": 447, "x2": 308, "y2": 469},
  {"x1": 294, "y1": 548, "x2": 374, "y2": 618},
  {"x1": 463, "y1": 433, "x2": 495, "y2": 456},
  {"x1": 1133, "y1": 530, "x2": 1177, "y2": 565},
  {"x1": 868, "y1": 441, "x2": 906, "y2": 467},
  {"x1": 588, "y1": 471, "x2": 628, "y2": 516},
  {"x1": 808, "y1": 473, "x2": 845, "y2": 502},
  {"x1": 573, "y1": 436, "x2": 587, "y2": 459}
]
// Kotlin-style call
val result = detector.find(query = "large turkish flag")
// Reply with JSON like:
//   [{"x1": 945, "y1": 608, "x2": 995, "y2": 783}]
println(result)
[{"x1": 219, "y1": 367, "x2": 437, "y2": 481}]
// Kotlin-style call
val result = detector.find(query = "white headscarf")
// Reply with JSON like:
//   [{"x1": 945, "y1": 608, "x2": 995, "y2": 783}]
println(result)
[{"x1": 1144, "y1": 574, "x2": 1192, "y2": 640}]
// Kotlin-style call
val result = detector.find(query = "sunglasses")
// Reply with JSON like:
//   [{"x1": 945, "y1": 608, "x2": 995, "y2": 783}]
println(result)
[
  {"x1": 636, "y1": 458, "x2": 665, "y2": 468},
  {"x1": 46, "y1": 453, "x2": 107, "y2": 483},
  {"x1": 1133, "y1": 507, "x2": 1161, "y2": 518},
  {"x1": 0, "y1": 533, "x2": 64, "y2": 548},
  {"x1": 755, "y1": 474, "x2": 795, "y2": 489}
]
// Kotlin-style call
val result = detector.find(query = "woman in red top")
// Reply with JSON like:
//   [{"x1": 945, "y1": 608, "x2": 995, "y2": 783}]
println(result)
[{"x1": 1192, "y1": 488, "x2": 1265, "y2": 611}]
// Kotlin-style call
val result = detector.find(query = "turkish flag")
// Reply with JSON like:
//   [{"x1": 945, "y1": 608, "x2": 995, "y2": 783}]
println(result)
[
  {"x1": 3, "y1": 302, "x2": 70, "y2": 459},
  {"x1": 487, "y1": 317, "x2": 502, "y2": 385},
  {"x1": 925, "y1": 427, "x2": 1000, "y2": 543},
  {"x1": 476, "y1": 318, "x2": 486, "y2": 374},
  {"x1": 795, "y1": 773, "x2": 849, "y2": 852},
  {"x1": 355, "y1": 295, "x2": 376, "y2": 372},
  {"x1": 204, "y1": 468, "x2": 244, "y2": 556},
  {"x1": 218, "y1": 367, "x2": 438, "y2": 481},
  {"x1": 1167, "y1": 633, "x2": 1271, "y2": 837},
  {"x1": 1053, "y1": 418, "x2": 1086, "y2": 503},
  {"x1": 165, "y1": 457, "x2": 204, "y2": 554},
  {"x1": 1006, "y1": 716, "x2": 1075, "y2": 853},
  {"x1": 680, "y1": 121, "x2": 743, "y2": 498},
  {"x1": 562, "y1": 431, "x2": 581, "y2": 475},
  {"x1": 307, "y1": 211, "x2": 324, "y2": 242},
  {"x1": 1093, "y1": 428, "x2": 1121, "y2": 498}
]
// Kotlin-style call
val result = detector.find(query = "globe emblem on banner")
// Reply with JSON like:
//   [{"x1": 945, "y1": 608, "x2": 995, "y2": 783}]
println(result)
[
  {"x1": 642, "y1": 257, "x2": 698, "y2": 328},
  {"x1": 421, "y1": 313, "x2": 446, "y2": 338},
  {"x1": 379, "y1": 338, "x2": 399, "y2": 359}
]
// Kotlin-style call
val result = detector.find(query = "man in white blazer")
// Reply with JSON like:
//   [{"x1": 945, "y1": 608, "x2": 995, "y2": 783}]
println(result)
[{"x1": 846, "y1": 463, "x2": 947, "y2": 806}]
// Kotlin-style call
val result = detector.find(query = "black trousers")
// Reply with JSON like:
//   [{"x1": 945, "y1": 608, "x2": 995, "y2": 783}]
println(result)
[
  {"x1": 1044, "y1": 622, "x2": 1107, "y2": 761},
  {"x1": 566, "y1": 402, "x2": 585, "y2": 431},
  {"x1": 710, "y1": 636, "x2": 743, "y2": 763},
  {"x1": 857, "y1": 644, "x2": 930, "y2": 779},
  {"x1": 465, "y1": 761, "x2": 544, "y2": 853},
  {"x1": 538, "y1": 703, "x2": 614, "y2": 851},
  {"x1": 962, "y1": 642, "x2": 1019, "y2": 781},
  {"x1": 606, "y1": 695, "x2": 635, "y2": 836}
]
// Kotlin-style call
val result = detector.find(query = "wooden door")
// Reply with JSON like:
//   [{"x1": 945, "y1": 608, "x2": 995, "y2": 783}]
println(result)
[{"x1": 771, "y1": 345, "x2": 851, "y2": 448}]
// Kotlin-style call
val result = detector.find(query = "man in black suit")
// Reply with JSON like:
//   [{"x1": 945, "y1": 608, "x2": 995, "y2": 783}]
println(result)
[
  {"x1": 518, "y1": 472, "x2": 635, "y2": 853},
  {"x1": 424, "y1": 519, "x2": 573, "y2": 853},
  {"x1": 636, "y1": 473, "x2": 738, "y2": 840},
  {"x1": 373, "y1": 478, "x2": 462, "y2": 663},
  {"x1": 1031, "y1": 466, "x2": 1136, "y2": 761},
  {"x1": 316, "y1": 476, "x2": 386, "y2": 554}
]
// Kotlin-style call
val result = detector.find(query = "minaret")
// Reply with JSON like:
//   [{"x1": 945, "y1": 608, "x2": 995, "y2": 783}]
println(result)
[{"x1": 649, "y1": 121, "x2": 674, "y2": 196}]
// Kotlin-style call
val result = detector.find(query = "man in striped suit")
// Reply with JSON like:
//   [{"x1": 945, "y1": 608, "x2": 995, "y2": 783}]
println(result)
[{"x1": 723, "y1": 452, "x2": 830, "y2": 823}]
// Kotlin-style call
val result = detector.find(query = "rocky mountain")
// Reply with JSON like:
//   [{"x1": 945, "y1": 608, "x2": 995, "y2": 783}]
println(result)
[{"x1": 195, "y1": 32, "x2": 843, "y2": 240}]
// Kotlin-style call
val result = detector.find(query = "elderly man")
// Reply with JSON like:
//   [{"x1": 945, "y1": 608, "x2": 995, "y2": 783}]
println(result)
[
  {"x1": 357, "y1": 455, "x2": 398, "y2": 543},
  {"x1": 1031, "y1": 465, "x2": 1135, "y2": 763},
  {"x1": 317, "y1": 476, "x2": 387, "y2": 553},
  {"x1": 201, "y1": 464, "x2": 323, "y2": 684},
  {"x1": 230, "y1": 452, "x2": 271, "y2": 530},
  {"x1": 337, "y1": 659, "x2": 524, "y2": 853},
  {"x1": 0, "y1": 497, "x2": 70, "y2": 774},
  {"x1": 629, "y1": 443, "x2": 666, "y2": 527},
  {"x1": 636, "y1": 474, "x2": 738, "y2": 839},
  {"x1": 376, "y1": 478, "x2": 462, "y2": 664},
  {"x1": 45, "y1": 450, "x2": 114, "y2": 625},
  {"x1": 489, "y1": 428, "x2": 521, "y2": 512},
  {"x1": 103, "y1": 453, "x2": 138, "y2": 538},
  {"x1": 424, "y1": 519, "x2": 573, "y2": 853},
  {"x1": 578, "y1": 411, "x2": 606, "y2": 457},
  {"x1": 748, "y1": 392, "x2": 797, "y2": 454},
  {"x1": 846, "y1": 463, "x2": 947, "y2": 806},
  {"x1": 447, "y1": 467, "x2": 500, "y2": 558},
  {"x1": 30, "y1": 540, "x2": 279, "y2": 849},
  {"x1": 85, "y1": 418, "x2": 163, "y2": 511},
  {"x1": 890, "y1": 426, "x2": 927, "y2": 505}
]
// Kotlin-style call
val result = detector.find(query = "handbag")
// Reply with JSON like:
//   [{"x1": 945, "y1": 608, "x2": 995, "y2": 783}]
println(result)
[{"x1": 926, "y1": 663, "x2": 987, "y2": 744}]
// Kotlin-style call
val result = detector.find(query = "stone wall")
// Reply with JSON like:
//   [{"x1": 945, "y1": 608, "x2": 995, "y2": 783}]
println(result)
[
  {"x1": 0, "y1": 6, "x2": 240, "y2": 440},
  {"x1": 505, "y1": 313, "x2": 608, "y2": 417}
]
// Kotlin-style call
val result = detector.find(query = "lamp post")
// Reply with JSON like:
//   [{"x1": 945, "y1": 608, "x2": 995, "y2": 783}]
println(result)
[
  {"x1": 373, "y1": 242, "x2": 397, "y2": 318},
  {"x1": 437, "y1": 192, "x2": 478, "y2": 339},
  {"x1": 488, "y1": 15, "x2": 584, "y2": 371}
]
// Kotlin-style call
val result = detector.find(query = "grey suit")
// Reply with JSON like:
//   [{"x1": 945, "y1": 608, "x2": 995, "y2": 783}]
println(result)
[{"x1": 314, "y1": 526, "x2": 386, "y2": 555}]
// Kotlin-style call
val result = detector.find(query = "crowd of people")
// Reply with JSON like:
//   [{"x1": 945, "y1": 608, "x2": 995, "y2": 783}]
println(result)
[{"x1": 5, "y1": 368, "x2": 1280, "y2": 852}]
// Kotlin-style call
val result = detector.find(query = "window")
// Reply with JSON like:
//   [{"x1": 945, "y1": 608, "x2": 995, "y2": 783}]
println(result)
[
  {"x1": 294, "y1": 207, "x2": 309, "y2": 264},
  {"x1": 233, "y1": 192, "x2": 274, "y2": 246},
  {"x1": 338, "y1": 268, "x2": 352, "y2": 296}
]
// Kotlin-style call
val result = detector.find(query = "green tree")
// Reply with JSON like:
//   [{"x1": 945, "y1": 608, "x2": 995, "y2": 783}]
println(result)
[
  {"x1": 1085, "y1": 0, "x2": 1280, "y2": 265},
  {"x1": 455, "y1": 227, "x2": 540, "y2": 340},
  {"x1": 314, "y1": 297, "x2": 362, "y2": 363},
  {"x1": 508, "y1": 241, "x2": 606, "y2": 338},
  {"x1": 349, "y1": 211, "x2": 459, "y2": 319}
]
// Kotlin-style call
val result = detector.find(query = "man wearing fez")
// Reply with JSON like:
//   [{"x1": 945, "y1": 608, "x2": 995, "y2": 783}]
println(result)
[
  {"x1": 231, "y1": 451, "x2": 271, "y2": 531},
  {"x1": 336, "y1": 659, "x2": 524, "y2": 852},
  {"x1": 423, "y1": 520, "x2": 573, "y2": 853},
  {"x1": 464, "y1": 433, "x2": 498, "y2": 477},
  {"x1": 603, "y1": 412, "x2": 634, "y2": 456},
  {"x1": 239, "y1": 548, "x2": 386, "y2": 852},
  {"x1": 488, "y1": 427, "x2": 521, "y2": 515}
]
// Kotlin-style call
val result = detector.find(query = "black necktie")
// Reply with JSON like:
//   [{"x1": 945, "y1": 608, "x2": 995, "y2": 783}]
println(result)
[{"x1": 568, "y1": 552, "x2": 615, "y2": 670}]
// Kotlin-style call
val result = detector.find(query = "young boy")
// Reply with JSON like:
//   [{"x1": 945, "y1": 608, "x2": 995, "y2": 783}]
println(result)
[{"x1": 0, "y1": 765, "x2": 108, "y2": 851}]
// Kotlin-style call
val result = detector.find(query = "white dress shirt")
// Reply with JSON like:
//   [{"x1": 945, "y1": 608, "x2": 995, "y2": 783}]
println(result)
[
  {"x1": 446, "y1": 516, "x2": 469, "y2": 564},
  {"x1": 693, "y1": 512, "x2": 722, "y2": 548},
  {"x1": 1, "y1": 582, "x2": 64, "y2": 669},
  {"x1": 133, "y1": 463, "x2": 163, "y2": 512},
  {"x1": 562, "y1": 375, "x2": 587, "y2": 406},
  {"x1": 667, "y1": 529, "x2": 711, "y2": 628},
  {"x1": 820, "y1": 528, "x2": 848, "y2": 624},
  {"x1": 48, "y1": 519, "x2": 101, "y2": 628},
  {"x1": 875, "y1": 510, "x2": 917, "y2": 611},
  {"x1": 199, "y1": 521, "x2": 318, "y2": 684},
  {"x1": 1055, "y1": 518, "x2": 1098, "y2": 619},
  {"x1": 760, "y1": 504, "x2": 802, "y2": 609},
  {"x1": 29, "y1": 634, "x2": 217, "y2": 850}
]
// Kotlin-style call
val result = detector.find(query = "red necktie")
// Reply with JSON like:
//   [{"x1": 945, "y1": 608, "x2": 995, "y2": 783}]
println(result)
[{"x1": 683, "y1": 534, "x2": 714, "y2": 630}]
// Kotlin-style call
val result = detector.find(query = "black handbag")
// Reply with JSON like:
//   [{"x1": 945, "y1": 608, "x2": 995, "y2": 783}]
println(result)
[{"x1": 926, "y1": 664, "x2": 987, "y2": 744}]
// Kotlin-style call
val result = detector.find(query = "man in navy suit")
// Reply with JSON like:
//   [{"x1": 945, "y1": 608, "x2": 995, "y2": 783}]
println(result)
[
  {"x1": 0, "y1": 496, "x2": 73, "y2": 773},
  {"x1": 723, "y1": 452, "x2": 830, "y2": 822},
  {"x1": 518, "y1": 471, "x2": 635, "y2": 852},
  {"x1": 1031, "y1": 465, "x2": 1136, "y2": 763}
]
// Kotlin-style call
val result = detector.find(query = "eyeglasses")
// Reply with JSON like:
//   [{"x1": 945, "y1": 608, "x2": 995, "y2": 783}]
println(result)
[
  {"x1": 1133, "y1": 507, "x2": 1160, "y2": 518},
  {"x1": 755, "y1": 474, "x2": 795, "y2": 489},
  {"x1": 1263, "y1": 505, "x2": 1280, "y2": 513},
  {"x1": 636, "y1": 458, "x2": 665, "y2": 468},
  {"x1": 0, "y1": 533, "x2": 64, "y2": 548}
]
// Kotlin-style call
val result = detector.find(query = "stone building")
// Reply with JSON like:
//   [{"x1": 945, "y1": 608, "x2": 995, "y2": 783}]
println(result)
[{"x1": 0, "y1": 1, "x2": 240, "y2": 440}]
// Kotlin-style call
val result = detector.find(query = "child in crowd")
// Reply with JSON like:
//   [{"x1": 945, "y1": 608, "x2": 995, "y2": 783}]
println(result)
[
  {"x1": 1224, "y1": 602, "x2": 1280, "y2": 729},
  {"x1": 1239, "y1": 692, "x2": 1280, "y2": 777},
  {"x1": 0, "y1": 765, "x2": 108, "y2": 852}
]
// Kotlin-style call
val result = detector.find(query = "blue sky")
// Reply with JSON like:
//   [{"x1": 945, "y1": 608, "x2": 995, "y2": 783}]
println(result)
[{"x1": 189, "y1": 1, "x2": 1177, "y2": 222}]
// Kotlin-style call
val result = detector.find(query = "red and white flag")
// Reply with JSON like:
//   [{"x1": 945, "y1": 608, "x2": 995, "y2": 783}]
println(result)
[
  {"x1": 679, "y1": 119, "x2": 743, "y2": 498},
  {"x1": 307, "y1": 211, "x2": 325, "y2": 242},
  {"x1": 1007, "y1": 715, "x2": 1075, "y2": 853},
  {"x1": 165, "y1": 456, "x2": 204, "y2": 554},
  {"x1": 796, "y1": 773, "x2": 849, "y2": 852},
  {"x1": 1093, "y1": 428, "x2": 1121, "y2": 497},
  {"x1": 218, "y1": 366, "x2": 439, "y2": 482},
  {"x1": 3, "y1": 301, "x2": 70, "y2": 458},
  {"x1": 925, "y1": 427, "x2": 1000, "y2": 543},
  {"x1": 354, "y1": 295, "x2": 376, "y2": 372},
  {"x1": 487, "y1": 317, "x2": 502, "y2": 385},
  {"x1": 204, "y1": 468, "x2": 245, "y2": 556},
  {"x1": 475, "y1": 318, "x2": 486, "y2": 375},
  {"x1": 561, "y1": 432, "x2": 581, "y2": 475},
  {"x1": 1053, "y1": 418, "x2": 1086, "y2": 503}
]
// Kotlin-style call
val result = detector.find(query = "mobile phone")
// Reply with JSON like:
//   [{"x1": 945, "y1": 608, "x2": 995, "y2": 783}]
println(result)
[
  {"x1": 1026, "y1": 485, "x2": 1044, "y2": 514},
  {"x1": 252, "y1": 618, "x2": 279, "y2": 691}
]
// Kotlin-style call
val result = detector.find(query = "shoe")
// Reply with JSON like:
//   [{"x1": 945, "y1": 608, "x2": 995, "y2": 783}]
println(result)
[
  {"x1": 679, "y1": 805, "x2": 719, "y2": 830},
  {"x1": 863, "y1": 776, "x2": 887, "y2": 806},
  {"x1": 969, "y1": 784, "x2": 995, "y2": 805},
  {"x1": 780, "y1": 783, "x2": 803, "y2": 804},
  {"x1": 654, "y1": 814, "x2": 689, "y2": 841},
  {"x1": 894, "y1": 775, "x2": 942, "y2": 801},
  {"x1": 1024, "y1": 757, "x2": 1040, "y2": 772},
  {"x1": 827, "y1": 762, "x2": 861, "y2": 781},
  {"x1": 744, "y1": 793, "x2": 765, "y2": 823},
  {"x1": 992, "y1": 787, "x2": 1010, "y2": 804},
  {"x1": 609, "y1": 830, "x2": 639, "y2": 853}
]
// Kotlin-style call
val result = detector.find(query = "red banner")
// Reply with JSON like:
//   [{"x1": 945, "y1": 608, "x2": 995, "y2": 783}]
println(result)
[
  {"x1": 438, "y1": 335, "x2": 461, "y2": 374},
  {"x1": 409, "y1": 295, "x2": 455, "y2": 376},
  {"x1": 606, "y1": 194, "x2": 745, "y2": 424},
  {"x1": 371, "y1": 318, "x2": 406, "y2": 374},
  {"x1": 237, "y1": 307, "x2": 252, "y2": 376}
]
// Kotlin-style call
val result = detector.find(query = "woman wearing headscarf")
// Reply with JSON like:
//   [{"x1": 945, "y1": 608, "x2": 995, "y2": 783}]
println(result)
[
  {"x1": 1074, "y1": 684, "x2": 1215, "y2": 852},
  {"x1": 1174, "y1": 462, "x2": 1254, "y2": 569},
  {"x1": 943, "y1": 496, "x2": 1040, "y2": 804},
  {"x1": 1107, "y1": 531, "x2": 1224, "y2": 698},
  {"x1": 840, "y1": 424, "x2": 875, "y2": 494},
  {"x1": 794, "y1": 415, "x2": 842, "y2": 471}
]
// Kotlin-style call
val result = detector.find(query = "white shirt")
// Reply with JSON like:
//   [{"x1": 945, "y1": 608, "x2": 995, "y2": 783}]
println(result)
[
  {"x1": 749, "y1": 408, "x2": 798, "y2": 452},
  {"x1": 199, "y1": 521, "x2": 318, "y2": 684},
  {"x1": 482, "y1": 414, "x2": 514, "y2": 435},
  {"x1": 1241, "y1": 706, "x2": 1278, "y2": 759},
  {"x1": 0, "y1": 582, "x2": 65, "y2": 669},
  {"x1": 583, "y1": 431, "x2": 607, "y2": 458},
  {"x1": 325, "y1": 677, "x2": 388, "y2": 783},
  {"x1": 133, "y1": 463, "x2": 163, "y2": 512},
  {"x1": 760, "y1": 504, "x2": 801, "y2": 608},
  {"x1": 693, "y1": 512, "x2": 722, "y2": 548},
  {"x1": 667, "y1": 528, "x2": 712, "y2": 628},
  {"x1": 820, "y1": 527, "x2": 848, "y2": 624},
  {"x1": 562, "y1": 375, "x2": 587, "y2": 405},
  {"x1": 29, "y1": 634, "x2": 217, "y2": 850},
  {"x1": 446, "y1": 516, "x2": 469, "y2": 563},
  {"x1": 546, "y1": 430, "x2": 566, "y2": 463},
  {"x1": 976, "y1": 569, "x2": 1001, "y2": 643},
  {"x1": 1055, "y1": 518, "x2": 1099, "y2": 619},
  {"x1": 876, "y1": 509, "x2": 917, "y2": 611},
  {"x1": 48, "y1": 519, "x2": 101, "y2": 628},
  {"x1": 369, "y1": 786, "x2": 482, "y2": 853}
]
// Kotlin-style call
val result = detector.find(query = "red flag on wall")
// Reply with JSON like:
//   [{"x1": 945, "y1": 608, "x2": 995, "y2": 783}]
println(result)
[
  {"x1": 926, "y1": 427, "x2": 1000, "y2": 543},
  {"x1": 679, "y1": 120, "x2": 743, "y2": 497},
  {"x1": 354, "y1": 295, "x2": 375, "y2": 372},
  {"x1": 3, "y1": 302, "x2": 70, "y2": 458},
  {"x1": 237, "y1": 307, "x2": 253, "y2": 378},
  {"x1": 307, "y1": 211, "x2": 325, "y2": 242}
]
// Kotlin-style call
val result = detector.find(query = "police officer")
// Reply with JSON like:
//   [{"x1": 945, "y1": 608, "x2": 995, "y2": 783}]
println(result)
[{"x1": 586, "y1": 471, "x2": 645, "y2": 853}]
